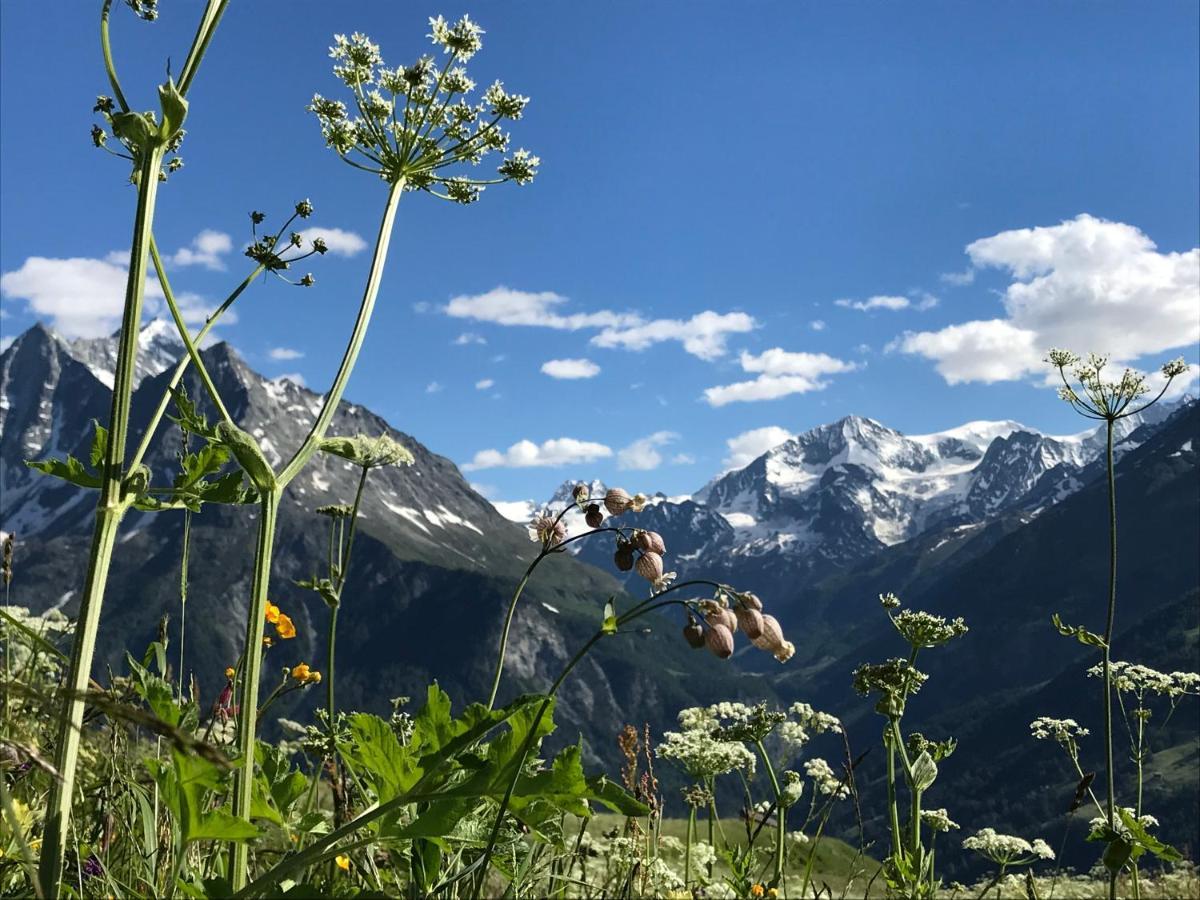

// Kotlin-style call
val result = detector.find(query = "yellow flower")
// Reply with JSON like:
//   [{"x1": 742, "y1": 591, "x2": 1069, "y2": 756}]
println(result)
[
  {"x1": 335, "y1": 854, "x2": 350, "y2": 872},
  {"x1": 309, "y1": 670, "x2": 322, "y2": 684},
  {"x1": 291, "y1": 663, "x2": 311, "y2": 682},
  {"x1": 262, "y1": 636, "x2": 274, "y2": 647},
  {"x1": 275, "y1": 613, "x2": 296, "y2": 639},
  {"x1": 264, "y1": 601, "x2": 281, "y2": 624},
  {"x1": 750, "y1": 886, "x2": 765, "y2": 899},
  {"x1": 768, "y1": 890, "x2": 779, "y2": 899},
  {"x1": 224, "y1": 666, "x2": 235, "y2": 679}
]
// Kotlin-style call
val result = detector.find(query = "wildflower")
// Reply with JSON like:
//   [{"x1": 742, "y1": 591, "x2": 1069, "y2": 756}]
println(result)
[
  {"x1": 630, "y1": 492, "x2": 649, "y2": 512},
  {"x1": 635, "y1": 551, "x2": 664, "y2": 582},
  {"x1": 316, "y1": 504, "x2": 354, "y2": 519},
  {"x1": 853, "y1": 658, "x2": 928, "y2": 700},
  {"x1": 319, "y1": 433, "x2": 414, "y2": 469},
  {"x1": 782, "y1": 770, "x2": 804, "y2": 805},
  {"x1": 335, "y1": 853, "x2": 350, "y2": 871},
  {"x1": 879, "y1": 591, "x2": 901, "y2": 609},
  {"x1": 652, "y1": 570, "x2": 677, "y2": 592},
  {"x1": 962, "y1": 828, "x2": 1055, "y2": 864},
  {"x1": 312, "y1": 237, "x2": 328, "y2": 255},
  {"x1": 789, "y1": 702, "x2": 842, "y2": 735},
  {"x1": 299, "y1": 274, "x2": 315, "y2": 287},
  {"x1": 1088, "y1": 661, "x2": 1199, "y2": 699},
  {"x1": 265, "y1": 602, "x2": 281, "y2": 624},
  {"x1": 1088, "y1": 808, "x2": 1159, "y2": 839},
  {"x1": 768, "y1": 889, "x2": 779, "y2": 899},
  {"x1": 805, "y1": 757, "x2": 850, "y2": 799},
  {"x1": 734, "y1": 605, "x2": 764, "y2": 640},
  {"x1": 921, "y1": 808, "x2": 959, "y2": 832},
  {"x1": 634, "y1": 530, "x2": 666, "y2": 555},
  {"x1": 224, "y1": 666, "x2": 235, "y2": 680},
  {"x1": 1046, "y1": 348, "x2": 1080, "y2": 369},
  {"x1": 773, "y1": 641, "x2": 795, "y2": 663},
  {"x1": 750, "y1": 884, "x2": 765, "y2": 897},
  {"x1": 750, "y1": 613, "x2": 785, "y2": 652},
  {"x1": 890, "y1": 609, "x2": 968, "y2": 648},
  {"x1": 604, "y1": 487, "x2": 633, "y2": 515},
  {"x1": 1162, "y1": 357, "x2": 1188, "y2": 378},
  {"x1": 658, "y1": 727, "x2": 756, "y2": 779},
  {"x1": 529, "y1": 514, "x2": 566, "y2": 548},
  {"x1": 584, "y1": 503, "x2": 604, "y2": 528},
  {"x1": 290, "y1": 663, "x2": 321, "y2": 684},
  {"x1": 1029, "y1": 717, "x2": 1089, "y2": 743},
  {"x1": 82, "y1": 853, "x2": 104, "y2": 879},
  {"x1": 295, "y1": 199, "x2": 314, "y2": 218},
  {"x1": 705, "y1": 623, "x2": 734, "y2": 659},
  {"x1": 428, "y1": 14, "x2": 485, "y2": 60},
  {"x1": 275, "y1": 614, "x2": 296, "y2": 640}
]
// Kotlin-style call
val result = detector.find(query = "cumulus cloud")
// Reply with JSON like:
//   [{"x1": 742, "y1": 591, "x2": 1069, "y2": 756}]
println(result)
[
  {"x1": 704, "y1": 348, "x2": 857, "y2": 406},
  {"x1": 894, "y1": 215, "x2": 1200, "y2": 383},
  {"x1": 617, "y1": 431, "x2": 680, "y2": 470},
  {"x1": 835, "y1": 295, "x2": 912, "y2": 312},
  {"x1": 269, "y1": 347, "x2": 304, "y2": 360},
  {"x1": 541, "y1": 358, "x2": 600, "y2": 379},
  {"x1": 0, "y1": 254, "x2": 227, "y2": 339},
  {"x1": 591, "y1": 310, "x2": 756, "y2": 360},
  {"x1": 444, "y1": 286, "x2": 755, "y2": 360},
  {"x1": 463, "y1": 437, "x2": 613, "y2": 471},
  {"x1": 296, "y1": 227, "x2": 367, "y2": 256},
  {"x1": 475, "y1": 378, "x2": 494, "y2": 390},
  {"x1": 723, "y1": 426, "x2": 794, "y2": 469},
  {"x1": 491, "y1": 499, "x2": 537, "y2": 522},
  {"x1": 169, "y1": 229, "x2": 233, "y2": 270}
]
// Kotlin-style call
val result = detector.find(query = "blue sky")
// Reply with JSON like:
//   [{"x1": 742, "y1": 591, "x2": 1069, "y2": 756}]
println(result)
[{"x1": 2, "y1": 1, "x2": 1198, "y2": 506}]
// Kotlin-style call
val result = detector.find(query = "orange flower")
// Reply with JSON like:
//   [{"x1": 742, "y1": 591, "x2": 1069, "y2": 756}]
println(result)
[
  {"x1": 335, "y1": 854, "x2": 350, "y2": 872},
  {"x1": 290, "y1": 662, "x2": 321, "y2": 684},
  {"x1": 750, "y1": 886, "x2": 765, "y2": 899},
  {"x1": 224, "y1": 666, "x2": 235, "y2": 680},
  {"x1": 264, "y1": 601, "x2": 281, "y2": 624},
  {"x1": 275, "y1": 613, "x2": 296, "y2": 639}
]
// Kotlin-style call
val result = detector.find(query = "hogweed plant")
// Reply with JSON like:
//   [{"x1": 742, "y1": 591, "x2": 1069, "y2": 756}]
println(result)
[
  {"x1": 852, "y1": 592, "x2": 977, "y2": 899},
  {"x1": 1044, "y1": 349, "x2": 1189, "y2": 900}
]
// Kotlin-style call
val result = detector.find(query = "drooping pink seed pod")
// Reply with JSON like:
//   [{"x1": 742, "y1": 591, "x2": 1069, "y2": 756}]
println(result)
[
  {"x1": 634, "y1": 530, "x2": 666, "y2": 555},
  {"x1": 705, "y1": 606, "x2": 738, "y2": 633},
  {"x1": 614, "y1": 545, "x2": 635, "y2": 572},
  {"x1": 735, "y1": 606, "x2": 764, "y2": 640},
  {"x1": 751, "y1": 614, "x2": 785, "y2": 653},
  {"x1": 737, "y1": 591, "x2": 763, "y2": 612},
  {"x1": 585, "y1": 503, "x2": 604, "y2": 528},
  {"x1": 604, "y1": 487, "x2": 632, "y2": 516},
  {"x1": 682, "y1": 616, "x2": 705, "y2": 649},
  {"x1": 705, "y1": 622, "x2": 734, "y2": 659},
  {"x1": 634, "y1": 551, "x2": 663, "y2": 582}
]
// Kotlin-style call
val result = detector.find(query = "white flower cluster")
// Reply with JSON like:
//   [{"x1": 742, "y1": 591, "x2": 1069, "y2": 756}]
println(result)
[
  {"x1": 1088, "y1": 808, "x2": 1159, "y2": 840},
  {"x1": 1087, "y1": 660, "x2": 1200, "y2": 699},
  {"x1": 921, "y1": 808, "x2": 960, "y2": 833},
  {"x1": 789, "y1": 701, "x2": 842, "y2": 735},
  {"x1": 962, "y1": 828, "x2": 1055, "y2": 864},
  {"x1": 803, "y1": 757, "x2": 850, "y2": 800},
  {"x1": 1029, "y1": 716, "x2": 1090, "y2": 743},
  {"x1": 891, "y1": 609, "x2": 968, "y2": 649},
  {"x1": 657, "y1": 727, "x2": 756, "y2": 779}
]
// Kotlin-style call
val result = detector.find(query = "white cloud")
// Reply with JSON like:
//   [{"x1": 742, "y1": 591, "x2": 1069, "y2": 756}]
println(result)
[
  {"x1": 169, "y1": 229, "x2": 233, "y2": 270},
  {"x1": 704, "y1": 348, "x2": 858, "y2": 406},
  {"x1": 444, "y1": 286, "x2": 755, "y2": 360},
  {"x1": 475, "y1": 378, "x2": 494, "y2": 390},
  {"x1": 911, "y1": 291, "x2": 940, "y2": 311},
  {"x1": 809, "y1": 319, "x2": 826, "y2": 331},
  {"x1": 0, "y1": 336, "x2": 13, "y2": 354},
  {"x1": 463, "y1": 437, "x2": 613, "y2": 471},
  {"x1": 2, "y1": 256, "x2": 145, "y2": 338},
  {"x1": 296, "y1": 227, "x2": 367, "y2": 257},
  {"x1": 671, "y1": 453, "x2": 696, "y2": 465},
  {"x1": 940, "y1": 268, "x2": 975, "y2": 287},
  {"x1": 895, "y1": 215, "x2": 1200, "y2": 383},
  {"x1": 426, "y1": 381, "x2": 443, "y2": 393},
  {"x1": 445, "y1": 287, "x2": 635, "y2": 330},
  {"x1": 453, "y1": 332, "x2": 486, "y2": 345},
  {"x1": 835, "y1": 295, "x2": 912, "y2": 312},
  {"x1": 273, "y1": 372, "x2": 306, "y2": 387},
  {"x1": 723, "y1": 426, "x2": 794, "y2": 469},
  {"x1": 541, "y1": 358, "x2": 600, "y2": 379},
  {"x1": 592, "y1": 310, "x2": 756, "y2": 360},
  {"x1": 618, "y1": 431, "x2": 679, "y2": 471},
  {"x1": 269, "y1": 347, "x2": 304, "y2": 360},
  {"x1": 0, "y1": 252, "x2": 234, "y2": 339}
]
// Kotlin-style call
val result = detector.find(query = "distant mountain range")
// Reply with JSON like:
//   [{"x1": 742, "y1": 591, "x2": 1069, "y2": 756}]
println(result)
[{"x1": 2, "y1": 320, "x2": 1196, "y2": 874}]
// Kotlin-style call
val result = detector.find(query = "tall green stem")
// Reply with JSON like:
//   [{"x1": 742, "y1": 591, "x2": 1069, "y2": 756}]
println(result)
[
  {"x1": 756, "y1": 739, "x2": 786, "y2": 886},
  {"x1": 277, "y1": 180, "x2": 404, "y2": 487},
  {"x1": 230, "y1": 490, "x2": 280, "y2": 890},
  {"x1": 1102, "y1": 418, "x2": 1118, "y2": 900},
  {"x1": 40, "y1": 145, "x2": 164, "y2": 894},
  {"x1": 886, "y1": 727, "x2": 903, "y2": 861},
  {"x1": 684, "y1": 805, "x2": 695, "y2": 886},
  {"x1": 486, "y1": 562, "x2": 537, "y2": 709}
]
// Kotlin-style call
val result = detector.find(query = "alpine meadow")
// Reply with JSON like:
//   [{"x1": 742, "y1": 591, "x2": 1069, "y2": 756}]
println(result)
[{"x1": 1, "y1": 3, "x2": 1199, "y2": 899}]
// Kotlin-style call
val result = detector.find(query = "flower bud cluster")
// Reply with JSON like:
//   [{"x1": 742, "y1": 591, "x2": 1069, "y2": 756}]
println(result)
[
  {"x1": 308, "y1": 17, "x2": 538, "y2": 197},
  {"x1": 241, "y1": 205, "x2": 328, "y2": 287},
  {"x1": 1047, "y1": 347, "x2": 1189, "y2": 421},
  {"x1": 684, "y1": 590, "x2": 792, "y2": 664}
]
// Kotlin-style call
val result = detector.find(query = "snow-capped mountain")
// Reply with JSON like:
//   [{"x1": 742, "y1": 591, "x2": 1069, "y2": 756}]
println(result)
[{"x1": 68, "y1": 318, "x2": 188, "y2": 389}]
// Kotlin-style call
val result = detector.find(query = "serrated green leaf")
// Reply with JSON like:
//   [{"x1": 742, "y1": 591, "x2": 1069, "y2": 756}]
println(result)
[
  {"x1": 89, "y1": 420, "x2": 109, "y2": 468},
  {"x1": 1051, "y1": 613, "x2": 1107, "y2": 649},
  {"x1": 26, "y1": 455, "x2": 102, "y2": 490}
]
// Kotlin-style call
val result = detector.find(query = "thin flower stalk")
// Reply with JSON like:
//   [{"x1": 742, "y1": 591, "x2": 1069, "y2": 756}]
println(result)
[{"x1": 41, "y1": 5, "x2": 226, "y2": 888}]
